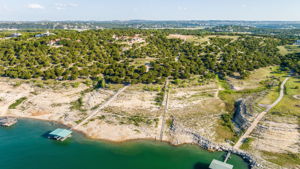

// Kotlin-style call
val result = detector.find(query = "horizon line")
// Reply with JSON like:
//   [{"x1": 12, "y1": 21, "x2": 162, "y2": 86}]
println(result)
[{"x1": 0, "y1": 19, "x2": 300, "y2": 22}]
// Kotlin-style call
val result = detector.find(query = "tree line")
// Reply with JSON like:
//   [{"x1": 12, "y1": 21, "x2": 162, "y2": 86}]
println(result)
[{"x1": 0, "y1": 29, "x2": 289, "y2": 84}]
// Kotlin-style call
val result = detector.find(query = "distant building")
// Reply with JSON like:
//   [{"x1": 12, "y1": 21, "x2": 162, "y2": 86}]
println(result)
[
  {"x1": 10, "y1": 33, "x2": 22, "y2": 37},
  {"x1": 294, "y1": 40, "x2": 300, "y2": 45},
  {"x1": 48, "y1": 39, "x2": 62, "y2": 47},
  {"x1": 35, "y1": 31, "x2": 55, "y2": 37}
]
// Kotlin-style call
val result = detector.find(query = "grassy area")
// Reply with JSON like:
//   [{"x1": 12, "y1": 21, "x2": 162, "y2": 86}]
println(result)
[
  {"x1": 168, "y1": 34, "x2": 239, "y2": 45},
  {"x1": 70, "y1": 97, "x2": 86, "y2": 112},
  {"x1": 8, "y1": 97, "x2": 27, "y2": 109},
  {"x1": 189, "y1": 35, "x2": 239, "y2": 44},
  {"x1": 107, "y1": 84, "x2": 124, "y2": 91},
  {"x1": 240, "y1": 138, "x2": 254, "y2": 150},
  {"x1": 143, "y1": 85, "x2": 162, "y2": 92},
  {"x1": 219, "y1": 87, "x2": 266, "y2": 113},
  {"x1": 221, "y1": 66, "x2": 288, "y2": 111},
  {"x1": 119, "y1": 115, "x2": 158, "y2": 127},
  {"x1": 269, "y1": 77, "x2": 300, "y2": 117},
  {"x1": 166, "y1": 118, "x2": 173, "y2": 128},
  {"x1": 215, "y1": 113, "x2": 239, "y2": 143},
  {"x1": 155, "y1": 90, "x2": 165, "y2": 106},
  {"x1": 258, "y1": 87, "x2": 279, "y2": 105},
  {"x1": 262, "y1": 151, "x2": 300, "y2": 167},
  {"x1": 226, "y1": 66, "x2": 285, "y2": 90},
  {"x1": 278, "y1": 45, "x2": 300, "y2": 55},
  {"x1": 216, "y1": 75, "x2": 231, "y2": 90},
  {"x1": 13, "y1": 81, "x2": 22, "y2": 87},
  {"x1": 215, "y1": 121, "x2": 238, "y2": 143},
  {"x1": 130, "y1": 57, "x2": 156, "y2": 67}
]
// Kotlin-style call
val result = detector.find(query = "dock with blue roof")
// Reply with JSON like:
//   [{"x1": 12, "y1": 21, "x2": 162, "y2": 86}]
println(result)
[
  {"x1": 209, "y1": 159, "x2": 233, "y2": 169},
  {"x1": 48, "y1": 128, "x2": 72, "y2": 141}
]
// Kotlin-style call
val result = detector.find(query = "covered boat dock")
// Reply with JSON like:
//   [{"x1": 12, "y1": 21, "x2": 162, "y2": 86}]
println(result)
[
  {"x1": 209, "y1": 159, "x2": 233, "y2": 169},
  {"x1": 48, "y1": 128, "x2": 72, "y2": 141},
  {"x1": 0, "y1": 117, "x2": 17, "y2": 127}
]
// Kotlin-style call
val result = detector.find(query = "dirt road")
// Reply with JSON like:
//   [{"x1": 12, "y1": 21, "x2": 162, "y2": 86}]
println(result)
[{"x1": 233, "y1": 77, "x2": 289, "y2": 149}]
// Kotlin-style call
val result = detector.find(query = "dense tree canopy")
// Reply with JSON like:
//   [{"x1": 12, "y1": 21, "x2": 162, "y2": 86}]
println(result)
[
  {"x1": 280, "y1": 53, "x2": 300, "y2": 74},
  {"x1": 0, "y1": 29, "x2": 287, "y2": 84}
]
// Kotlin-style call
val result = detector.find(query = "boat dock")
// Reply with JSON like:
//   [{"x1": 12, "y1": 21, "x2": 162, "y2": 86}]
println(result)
[
  {"x1": 0, "y1": 117, "x2": 17, "y2": 127},
  {"x1": 209, "y1": 159, "x2": 233, "y2": 169},
  {"x1": 48, "y1": 128, "x2": 72, "y2": 141}
]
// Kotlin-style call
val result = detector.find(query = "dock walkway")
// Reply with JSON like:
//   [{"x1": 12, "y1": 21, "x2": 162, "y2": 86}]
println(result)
[
  {"x1": 159, "y1": 80, "x2": 170, "y2": 141},
  {"x1": 72, "y1": 85, "x2": 129, "y2": 130}
]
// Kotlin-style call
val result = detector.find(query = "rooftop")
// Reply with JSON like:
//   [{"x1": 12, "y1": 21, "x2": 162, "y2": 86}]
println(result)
[
  {"x1": 49, "y1": 128, "x2": 72, "y2": 138},
  {"x1": 209, "y1": 159, "x2": 233, "y2": 169}
]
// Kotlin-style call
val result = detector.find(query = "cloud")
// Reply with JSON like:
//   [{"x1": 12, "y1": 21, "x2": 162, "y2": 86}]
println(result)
[
  {"x1": 177, "y1": 6, "x2": 187, "y2": 11},
  {"x1": 27, "y1": 3, "x2": 44, "y2": 9},
  {"x1": 55, "y1": 3, "x2": 78, "y2": 10},
  {"x1": 0, "y1": 4, "x2": 9, "y2": 11},
  {"x1": 242, "y1": 4, "x2": 247, "y2": 8}
]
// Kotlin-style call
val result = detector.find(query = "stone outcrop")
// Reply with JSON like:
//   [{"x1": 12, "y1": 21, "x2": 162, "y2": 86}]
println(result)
[{"x1": 233, "y1": 98, "x2": 255, "y2": 131}]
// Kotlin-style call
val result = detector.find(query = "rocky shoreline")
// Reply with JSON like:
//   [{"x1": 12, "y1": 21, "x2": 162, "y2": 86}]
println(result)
[{"x1": 170, "y1": 119, "x2": 261, "y2": 169}]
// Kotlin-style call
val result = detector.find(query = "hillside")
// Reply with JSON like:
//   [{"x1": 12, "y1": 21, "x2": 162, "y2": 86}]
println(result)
[{"x1": 0, "y1": 30, "x2": 284, "y2": 84}]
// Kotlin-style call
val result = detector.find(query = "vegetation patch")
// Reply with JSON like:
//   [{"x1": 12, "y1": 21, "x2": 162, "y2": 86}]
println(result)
[
  {"x1": 215, "y1": 121, "x2": 238, "y2": 143},
  {"x1": 240, "y1": 138, "x2": 254, "y2": 150},
  {"x1": 124, "y1": 115, "x2": 156, "y2": 127},
  {"x1": 9, "y1": 97, "x2": 27, "y2": 109},
  {"x1": 262, "y1": 151, "x2": 300, "y2": 167},
  {"x1": 269, "y1": 77, "x2": 300, "y2": 117},
  {"x1": 70, "y1": 97, "x2": 86, "y2": 112},
  {"x1": 155, "y1": 90, "x2": 165, "y2": 106}
]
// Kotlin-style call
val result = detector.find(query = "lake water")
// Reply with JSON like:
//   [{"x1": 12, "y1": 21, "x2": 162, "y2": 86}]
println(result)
[{"x1": 0, "y1": 119, "x2": 249, "y2": 169}]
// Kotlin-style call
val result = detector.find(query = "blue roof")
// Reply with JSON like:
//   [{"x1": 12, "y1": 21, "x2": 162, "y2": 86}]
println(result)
[
  {"x1": 209, "y1": 160, "x2": 233, "y2": 169},
  {"x1": 49, "y1": 128, "x2": 72, "y2": 138}
]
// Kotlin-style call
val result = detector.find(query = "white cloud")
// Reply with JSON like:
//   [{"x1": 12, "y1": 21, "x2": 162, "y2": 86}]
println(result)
[
  {"x1": 0, "y1": 4, "x2": 9, "y2": 11},
  {"x1": 177, "y1": 6, "x2": 187, "y2": 11},
  {"x1": 55, "y1": 3, "x2": 78, "y2": 10},
  {"x1": 27, "y1": 3, "x2": 44, "y2": 9},
  {"x1": 242, "y1": 4, "x2": 247, "y2": 8}
]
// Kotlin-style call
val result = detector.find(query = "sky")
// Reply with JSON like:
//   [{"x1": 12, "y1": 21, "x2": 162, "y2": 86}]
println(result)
[{"x1": 0, "y1": 0, "x2": 299, "y2": 21}]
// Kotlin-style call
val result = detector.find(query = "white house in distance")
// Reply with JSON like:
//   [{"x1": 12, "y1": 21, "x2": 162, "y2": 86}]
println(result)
[
  {"x1": 294, "y1": 40, "x2": 300, "y2": 45},
  {"x1": 35, "y1": 31, "x2": 55, "y2": 37},
  {"x1": 10, "y1": 33, "x2": 22, "y2": 37}
]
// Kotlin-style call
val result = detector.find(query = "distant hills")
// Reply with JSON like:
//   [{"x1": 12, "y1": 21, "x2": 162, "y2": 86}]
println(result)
[{"x1": 1, "y1": 20, "x2": 300, "y2": 30}]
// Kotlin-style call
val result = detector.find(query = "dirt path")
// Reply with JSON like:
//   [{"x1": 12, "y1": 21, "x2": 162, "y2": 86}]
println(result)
[
  {"x1": 233, "y1": 77, "x2": 289, "y2": 149},
  {"x1": 72, "y1": 85, "x2": 129, "y2": 130},
  {"x1": 214, "y1": 86, "x2": 221, "y2": 98},
  {"x1": 159, "y1": 80, "x2": 170, "y2": 141}
]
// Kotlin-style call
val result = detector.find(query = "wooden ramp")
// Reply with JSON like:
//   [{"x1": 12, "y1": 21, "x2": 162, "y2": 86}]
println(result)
[{"x1": 72, "y1": 85, "x2": 129, "y2": 130}]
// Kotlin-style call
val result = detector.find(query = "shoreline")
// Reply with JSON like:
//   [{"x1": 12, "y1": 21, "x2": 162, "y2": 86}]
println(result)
[
  {"x1": 1, "y1": 115, "x2": 256, "y2": 168},
  {"x1": 0, "y1": 115, "x2": 206, "y2": 148}
]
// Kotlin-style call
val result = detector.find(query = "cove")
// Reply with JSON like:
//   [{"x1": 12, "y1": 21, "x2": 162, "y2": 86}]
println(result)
[{"x1": 0, "y1": 119, "x2": 249, "y2": 169}]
